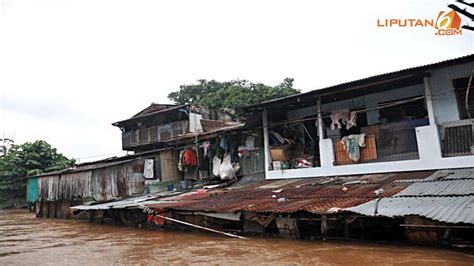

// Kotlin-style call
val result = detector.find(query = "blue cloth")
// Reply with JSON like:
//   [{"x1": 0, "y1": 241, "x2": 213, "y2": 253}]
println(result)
[{"x1": 220, "y1": 137, "x2": 229, "y2": 151}]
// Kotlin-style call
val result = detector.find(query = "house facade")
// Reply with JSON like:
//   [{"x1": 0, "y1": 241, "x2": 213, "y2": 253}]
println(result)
[{"x1": 242, "y1": 55, "x2": 474, "y2": 179}]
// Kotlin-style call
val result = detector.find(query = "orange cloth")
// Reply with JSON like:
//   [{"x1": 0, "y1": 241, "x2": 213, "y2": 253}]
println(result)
[{"x1": 183, "y1": 148, "x2": 197, "y2": 166}]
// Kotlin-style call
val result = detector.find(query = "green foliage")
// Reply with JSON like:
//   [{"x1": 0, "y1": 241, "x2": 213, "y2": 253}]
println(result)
[
  {"x1": 0, "y1": 140, "x2": 75, "y2": 209},
  {"x1": 168, "y1": 78, "x2": 300, "y2": 109}
]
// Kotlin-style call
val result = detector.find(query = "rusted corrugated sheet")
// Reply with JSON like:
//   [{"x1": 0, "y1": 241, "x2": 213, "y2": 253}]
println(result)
[
  {"x1": 159, "y1": 150, "x2": 179, "y2": 182},
  {"x1": 90, "y1": 160, "x2": 144, "y2": 202},
  {"x1": 37, "y1": 159, "x2": 145, "y2": 202},
  {"x1": 145, "y1": 171, "x2": 433, "y2": 214},
  {"x1": 58, "y1": 171, "x2": 92, "y2": 200},
  {"x1": 38, "y1": 175, "x2": 60, "y2": 201}
]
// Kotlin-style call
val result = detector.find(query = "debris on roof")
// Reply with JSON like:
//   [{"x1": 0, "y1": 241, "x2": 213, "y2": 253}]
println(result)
[{"x1": 143, "y1": 171, "x2": 434, "y2": 214}]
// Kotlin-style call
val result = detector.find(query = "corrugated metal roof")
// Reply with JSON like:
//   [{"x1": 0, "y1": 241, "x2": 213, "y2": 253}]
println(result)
[
  {"x1": 345, "y1": 196, "x2": 474, "y2": 224},
  {"x1": 112, "y1": 104, "x2": 188, "y2": 126},
  {"x1": 71, "y1": 192, "x2": 181, "y2": 211},
  {"x1": 144, "y1": 171, "x2": 434, "y2": 214},
  {"x1": 33, "y1": 158, "x2": 139, "y2": 178},
  {"x1": 243, "y1": 54, "x2": 474, "y2": 111},
  {"x1": 395, "y1": 179, "x2": 474, "y2": 197},
  {"x1": 432, "y1": 168, "x2": 474, "y2": 180},
  {"x1": 345, "y1": 168, "x2": 474, "y2": 224}
]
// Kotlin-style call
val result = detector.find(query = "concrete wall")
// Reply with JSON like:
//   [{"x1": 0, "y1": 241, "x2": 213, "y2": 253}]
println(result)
[{"x1": 429, "y1": 62, "x2": 474, "y2": 123}]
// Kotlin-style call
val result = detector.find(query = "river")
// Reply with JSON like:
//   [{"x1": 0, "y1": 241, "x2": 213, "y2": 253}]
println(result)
[{"x1": 0, "y1": 210, "x2": 473, "y2": 265}]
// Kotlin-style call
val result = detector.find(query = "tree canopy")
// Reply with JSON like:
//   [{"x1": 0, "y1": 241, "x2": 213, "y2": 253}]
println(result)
[
  {"x1": 167, "y1": 78, "x2": 300, "y2": 109},
  {"x1": 0, "y1": 140, "x2": 75, "y2": 209}
]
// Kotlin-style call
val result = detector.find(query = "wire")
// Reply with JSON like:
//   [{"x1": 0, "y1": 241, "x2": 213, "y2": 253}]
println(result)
[
  {"x1": 267, "y1": 95, "x2": 426, "y2": 128},
  {"x1": 465, "y1": 73, "x2": 473, "y2": 121}
]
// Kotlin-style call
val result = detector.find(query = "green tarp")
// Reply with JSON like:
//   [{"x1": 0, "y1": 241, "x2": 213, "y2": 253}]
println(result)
[{"x1": 27, "y1": 177, "x2": 38, "y2": 203}]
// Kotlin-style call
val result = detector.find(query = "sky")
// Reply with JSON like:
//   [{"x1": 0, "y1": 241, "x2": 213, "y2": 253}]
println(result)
[{"x1": 0, "y1": 0, "x2": 472, "y2": 162}]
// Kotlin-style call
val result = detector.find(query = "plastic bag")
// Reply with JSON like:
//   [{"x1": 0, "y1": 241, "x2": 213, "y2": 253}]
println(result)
[
  {"x1": 212, "y1": 156, "x2": 221, "y2": 176},
  {"x1": 218, "y1": 154, "x2": 239, "y2": 180}
]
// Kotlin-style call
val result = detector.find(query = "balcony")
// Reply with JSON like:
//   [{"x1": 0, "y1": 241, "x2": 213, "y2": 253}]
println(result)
[
  {"x1": 333, "y1": 119, "x2": 428, "y2": 165},
  {"x1": 122, "y1": 120, "x2": 190, "y2": 150}
]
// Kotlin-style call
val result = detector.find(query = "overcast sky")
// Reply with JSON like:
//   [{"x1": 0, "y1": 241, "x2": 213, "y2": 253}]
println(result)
[{"x1": 0, "y1": 0, "x2": 472, "y2": 162}]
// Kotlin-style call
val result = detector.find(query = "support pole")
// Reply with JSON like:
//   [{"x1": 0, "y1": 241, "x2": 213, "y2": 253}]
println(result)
[
  {"x1": 135, "y1": 201, "x2": 248, "y2": 239},
  {"x1": 423, "y1": 76, "x2": 436, "y2": 125},
  {"x1": 321, "y1": 215, "x2": 328, "y2": 237},
  {"x1": 317, "y1": 97, "x2": 324, "y2": 139},
  {"x1": 263, "y1": 108, "x2": 271, "y2": 172}
]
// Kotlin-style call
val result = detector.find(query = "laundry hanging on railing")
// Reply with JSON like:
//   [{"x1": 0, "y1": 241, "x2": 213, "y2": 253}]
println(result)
[{"x1": 341, "y1": 133, "x2": 366, "y2": 162}]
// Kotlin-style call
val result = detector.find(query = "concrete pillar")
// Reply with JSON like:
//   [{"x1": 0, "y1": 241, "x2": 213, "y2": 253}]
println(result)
[
  {"x1": 317, "y1": 97, "x2": 336, "y2": 168},
  {"x1": 317, "y1": 97, "x2": 324, "y2": 138},
  {"x1": 263, "y1": 108, "x2": 271, "y2": 172},
  {"x1": 423, "y1": 76, "x2": 437, "y2": 125}
]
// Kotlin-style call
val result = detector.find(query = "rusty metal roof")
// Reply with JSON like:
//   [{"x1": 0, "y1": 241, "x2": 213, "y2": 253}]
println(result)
[{"x1": 144, "y1": 171, "x2": 434, "y2": 214}]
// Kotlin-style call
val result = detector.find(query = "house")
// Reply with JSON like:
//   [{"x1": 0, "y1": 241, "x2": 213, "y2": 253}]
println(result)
[
  {"x1": 27, "y1": 54, "x2": 474, "y2": 246},
  {"x1": 112, "y1": 103, "x2": 240, "y2": 152},
  {"x1": 27, "y1": 104, "x2": 247, "y2": 217},
  {"x1": 243, "y1": 54, "x2": 474, "y2": 179}
]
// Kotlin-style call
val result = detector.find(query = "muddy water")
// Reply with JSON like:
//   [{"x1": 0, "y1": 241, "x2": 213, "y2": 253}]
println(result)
[{"x1": 0, "y1": 210, "x2": 473, "y2": 265}]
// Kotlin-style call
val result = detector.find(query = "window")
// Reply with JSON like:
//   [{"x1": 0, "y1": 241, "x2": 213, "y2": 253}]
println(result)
[{"x1": 453, "y1": 77, "x2": 474, "y2": 120}]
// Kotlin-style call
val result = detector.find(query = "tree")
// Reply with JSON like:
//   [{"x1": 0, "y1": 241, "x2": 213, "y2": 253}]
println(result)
[
  {"x1": 168, "y1": 78, "x2": 300, "y2": 109},
  {"x1": 0, "y1": 140, "x2": 75, "y2": 209}
]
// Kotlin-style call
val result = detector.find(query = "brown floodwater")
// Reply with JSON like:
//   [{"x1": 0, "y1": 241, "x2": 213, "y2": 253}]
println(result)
[{"x1": 0, "y1": 210, "x2": 473, "y2": 265}]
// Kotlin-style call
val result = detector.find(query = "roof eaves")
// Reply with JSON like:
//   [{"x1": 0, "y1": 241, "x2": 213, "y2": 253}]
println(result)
[
  {"x1": 243, "y1": 54, "x2": 474, "y2": 111},
  {"x1": 112, "y1": 104, "x2": 188, "y2": 126}
]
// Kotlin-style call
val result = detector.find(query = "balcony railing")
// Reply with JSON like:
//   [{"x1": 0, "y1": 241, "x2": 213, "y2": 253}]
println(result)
[
  {"x1": 333, "y1": 119, "x2": 428, "y2": 165},
  {"x1": 441, "y1": 119, "x2": 474, "y2": 157},
  {"x1": 122, "y1": 120, "x2": 190, "y2": 149}
]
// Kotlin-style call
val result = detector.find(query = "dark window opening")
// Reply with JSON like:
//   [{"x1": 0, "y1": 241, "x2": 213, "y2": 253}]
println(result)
[
  {"x1": 453, "y1": 77, "x2": 474, "y2": 120},
  {"x1": 378, "y1": 98, "x2": 427, "y2": 123}
]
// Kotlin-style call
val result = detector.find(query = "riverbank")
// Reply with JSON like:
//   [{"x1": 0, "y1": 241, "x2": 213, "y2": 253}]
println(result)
[{"x1": 1, "y1": 211, "x2": 473, "y2": 265}]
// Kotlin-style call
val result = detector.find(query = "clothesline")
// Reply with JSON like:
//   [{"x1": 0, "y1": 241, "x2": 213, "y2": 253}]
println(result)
[{"x1": 267, "y1": 95, "x2": 426, "y2": 128}]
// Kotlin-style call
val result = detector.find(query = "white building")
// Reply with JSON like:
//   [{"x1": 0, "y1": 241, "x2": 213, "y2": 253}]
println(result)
[{"x1": 244, "y1": 54, "x2": 474, "y2": 179}]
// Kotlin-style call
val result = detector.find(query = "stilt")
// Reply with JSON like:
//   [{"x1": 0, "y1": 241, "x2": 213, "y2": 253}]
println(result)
[{"x1": 321, "y1": 215, "x2": 328, "y2": 237}]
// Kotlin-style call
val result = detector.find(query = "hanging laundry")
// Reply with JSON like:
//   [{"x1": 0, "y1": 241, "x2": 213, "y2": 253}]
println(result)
[
  {"x1": 183, "y1": 148, "x2": 197, "y2": 166},
  {"x1": 346, "y1": 111, "x2": 358, "y2": 130},
  {"x1": 177, "y1": 150, "x2": 185, "y2": 171},
  {"x1": 330, "y1": 109, "x2": 349, "y2": 130},
  {"x1": 143, "y1": 159, "x2": 154, "y2": 179},
  {"x1": 198, "y1": 147, "x2": 210, "y2": 171},
  {"x1": 228, "y1": 137, "x2": 239, "y2": 163},
  {"x1": 340, "y1": 133, "x2": 366, "y2": 161},
  {"x1": 212, "y1": 156, "x2": 221, "y2": 176},
  {"x1": 245, "y1": 135, "x2": 256, "y2": 150},
  {"x1": 220, "y1": 137, "x2": 229, "y2": 151},
  {"x1": 215, "y1": 138, "x2": 222, "y2": 159},
  {"x1": 200, "y1": 141, "x2": 211, "y2": 157}
]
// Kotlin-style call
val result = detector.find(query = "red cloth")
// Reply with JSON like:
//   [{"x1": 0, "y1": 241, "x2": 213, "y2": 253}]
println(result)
[
  {"x1": 183, "y1": 148, "x2": 197, "y2": 166},
  {"x1": 147, "y1": 209, "x2": 165, "y2": 225}
]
